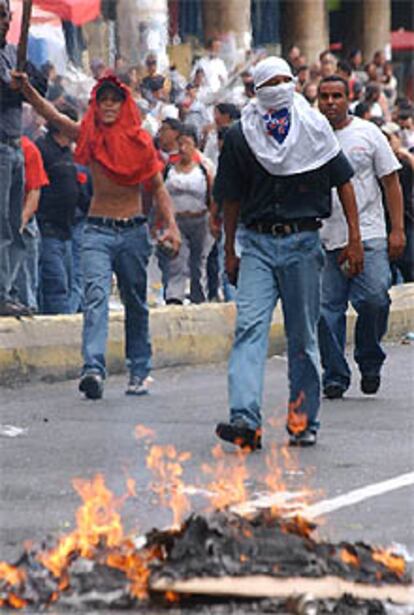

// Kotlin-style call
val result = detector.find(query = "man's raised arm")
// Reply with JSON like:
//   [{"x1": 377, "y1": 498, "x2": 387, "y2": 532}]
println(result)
[{"x1": 11, "y1": 71, "x2": 81, "y2": 142}]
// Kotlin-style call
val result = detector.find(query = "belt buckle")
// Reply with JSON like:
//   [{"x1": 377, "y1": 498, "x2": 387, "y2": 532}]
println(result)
[{"x1": 270, "y1": 223, "x2": 284, "y2": 236}]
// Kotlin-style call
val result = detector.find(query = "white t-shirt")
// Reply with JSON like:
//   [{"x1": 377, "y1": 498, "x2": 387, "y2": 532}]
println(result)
[
  {"x1": 192, "y1": 56, "x2": 228, "y2": 94},
  {"x1": 165, "y1": 165, "x2": 208, "y2": 215},
  {"x1": 321, "y1": 117, "x2": 400, "y2": 250}
]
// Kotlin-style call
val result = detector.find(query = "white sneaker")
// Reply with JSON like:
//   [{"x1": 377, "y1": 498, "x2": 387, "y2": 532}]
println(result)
[{"x1": 125, "y1": 376, "x2": 151, "y2": 396}]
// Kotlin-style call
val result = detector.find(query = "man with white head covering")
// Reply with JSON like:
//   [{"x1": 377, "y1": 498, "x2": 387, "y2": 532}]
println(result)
[{"x1": 214, "y1": 56, "x2": 364, "y2": 449}]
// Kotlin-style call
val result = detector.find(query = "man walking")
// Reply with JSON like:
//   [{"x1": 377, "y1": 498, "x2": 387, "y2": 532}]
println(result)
[
  {"x1": 318, "y1": 76, "x2": 405, "y2": 399},
  {"x1": 16, "y1": 72, "x2": 180, "y2": 399},
  {"x1": 214, "y1": 57, "x2": 364, "y2": 449}
]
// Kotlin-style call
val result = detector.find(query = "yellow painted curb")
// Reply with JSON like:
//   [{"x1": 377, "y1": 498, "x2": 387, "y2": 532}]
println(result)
[{"x1": 0, "y1": 284, "x2": 413, "y2": 385}]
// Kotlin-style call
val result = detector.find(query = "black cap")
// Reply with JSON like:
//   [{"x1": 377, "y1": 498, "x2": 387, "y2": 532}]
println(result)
[{"x1": 96, "y1": 79, "x2": 126, "y2": 101}]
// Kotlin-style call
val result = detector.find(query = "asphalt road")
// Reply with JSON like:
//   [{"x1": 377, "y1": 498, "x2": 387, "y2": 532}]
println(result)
[{"x1": 1, "y1": 342, "x2": 413, "y2": 571}]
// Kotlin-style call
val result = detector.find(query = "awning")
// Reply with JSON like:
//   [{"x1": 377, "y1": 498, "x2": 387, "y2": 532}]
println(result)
[
  {"x1": 33, "y1": 0, "x2": 101, "y2": 26},
  {"x1": 8, "y1": 0, "x2": 61, "y2": 45},
  {"x1": 391, "y1": 29, "x2": 414, "y2": 51}
]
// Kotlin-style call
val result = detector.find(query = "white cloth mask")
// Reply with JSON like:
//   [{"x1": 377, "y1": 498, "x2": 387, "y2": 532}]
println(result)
[{"x1": 256, "y1": 81, "x2": 295, "y2": 113}]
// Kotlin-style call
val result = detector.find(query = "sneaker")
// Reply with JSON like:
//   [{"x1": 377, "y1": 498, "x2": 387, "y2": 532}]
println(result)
[
  {"x1": 216, "y1": 419, "x2": 262, "y2": 451},
  {"x1": 288, "y1": 429, "x2": 317, "y2": 447},
  {"x1": 0, "y1": 300, "x2": 33, "y2": 317},
  {"x1": 361, "y1": 375, "x2": 380, "y2": 395},
  {"x1": 125, "y1": 376, "x2": 150, "y2": 396},
  {"x1": 79, "y1": 372, "x2": 104, "y2": 400},
  {"x1": 323, "y1": 384, "x2": 345, "y2": 399}
]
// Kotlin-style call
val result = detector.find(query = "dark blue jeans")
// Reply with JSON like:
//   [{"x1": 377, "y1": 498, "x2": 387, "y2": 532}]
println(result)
[
  {"x1": 38, "y1": 234, "x2": 72, "y2": 314},
  {"x1": 0, "y1": 142, "x2": 25, "y2": 303},
  {"x1": 319, "y1": 238, "x2": 391, "y2": 391},
  {"x1": 81, "y1": 221, "x2": 152, "y2": 380}
]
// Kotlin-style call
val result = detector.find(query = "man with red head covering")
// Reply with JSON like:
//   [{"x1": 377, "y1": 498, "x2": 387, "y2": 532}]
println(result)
[{"x1": 14, "y1": 71, "x2": 181, "y2": 400}]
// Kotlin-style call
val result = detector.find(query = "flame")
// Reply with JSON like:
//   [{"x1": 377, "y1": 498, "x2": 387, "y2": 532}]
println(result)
[
  {"x1": 340, "y1": 547, "x2": 360, "y2": 567},
  {"x1": 39, "y1": 475, "x2": 130, "y2": 577},
  {"x1": 263, "y1": 443, "x2": 285, "y2": 515},
  {"x1": 165, "y1": 590, "x2": 180, "y2": 603},
  {"x1": 372, "y1": 548, "x2": 406, "y2": 577},
  {"x1": 146, "y1": 445, "x2": 191, "y2": 528},
  {"x1": 287, "y1": 391, "x2": 308, "y2": 435},
  {"x1": 201, "y1": 444, "x2": 249, "y2": 509},
  {"x1": 106, "y1": 541, "x2": 157, "y2": 599},
  {"x1": 135, "y1": 425, "x2": 156, "y2": 441},
  {"x1": 0, "y1": 563, "x2": 26, "y2": 586},
  {"x1": 7, "y1": 595, "x2": 27, "y2": 609}
]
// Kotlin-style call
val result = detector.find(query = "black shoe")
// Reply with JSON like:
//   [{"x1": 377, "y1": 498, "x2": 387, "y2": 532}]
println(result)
[
  {"x1": 288, "y1": 429, "x2": 317, "y2": 447},
  {"x1": 323, "y1": 384, "x2": 345, "y2": 399},
  {"x1": 216, "y1": 420, "x2": 262, "y2": 451},
  {"x1": 79, "y1": 372, "x2": 104, "y2": 400},
  {"x1": 0, "y1": 300, "x2": 33, "y2": 317},
  {"x1": 361, "y1": 375, "x2": 380, "y2": 395}
]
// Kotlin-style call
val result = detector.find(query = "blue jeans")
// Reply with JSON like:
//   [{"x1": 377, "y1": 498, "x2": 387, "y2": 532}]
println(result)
[
  {"x1": 81, "y1": 221, "x2": 152, "y2": 380},
  {"x1": 11, "y1": 217, "x2": 40, "y2": 311},
  {"x1": 318, "y1": 238, "x2": 391, "y2": 391},
  {"x1": 228, "y1": 229, "x2": 324, "y2": 432},
  {"x1": 69, "y1": 218, "x2": 86, "y2": 313},
  {"x1": 0, "y1": 143, "x2": 25, "y2": 303},
  {"x1": 38, "y1": 234, "x2": 72, "y2": 314}
]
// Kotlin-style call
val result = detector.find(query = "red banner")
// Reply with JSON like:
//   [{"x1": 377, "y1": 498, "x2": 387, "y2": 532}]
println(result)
[{"x1": 33, "y1": 0, "x2": 101, "y2": 25}]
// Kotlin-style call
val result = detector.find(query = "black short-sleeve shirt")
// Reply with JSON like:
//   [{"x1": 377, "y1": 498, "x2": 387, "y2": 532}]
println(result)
[{"x1": 213, "y1": 121, "x2": 354, "y2": 226}]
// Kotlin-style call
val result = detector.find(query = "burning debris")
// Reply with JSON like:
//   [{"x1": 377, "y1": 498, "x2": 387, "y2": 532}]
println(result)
[{"x1": 0, "y1": 433, "x2": 413, "y2": 612}]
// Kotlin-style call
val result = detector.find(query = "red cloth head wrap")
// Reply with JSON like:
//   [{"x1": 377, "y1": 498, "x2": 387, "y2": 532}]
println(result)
[{"x1": 75, "y1": 73, "x2": 162, "y2": 186}]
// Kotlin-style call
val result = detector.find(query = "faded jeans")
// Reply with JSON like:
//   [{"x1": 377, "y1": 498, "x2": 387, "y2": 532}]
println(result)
[
  {"x1": 11, "y1": 217, "x2": 40, "y2": 311},
  {"x1": 319, "y1": 238, "x2": 391, "y2": 391},
  {"x1": 81, "y1": 220, "x2": 152, "y2": 380},
  {"x1": 0, "y1": 142, "x2": 25, "y2": 303},
  {"x1": 228, "y1": 229, "x2": 325, "y2": 432}
]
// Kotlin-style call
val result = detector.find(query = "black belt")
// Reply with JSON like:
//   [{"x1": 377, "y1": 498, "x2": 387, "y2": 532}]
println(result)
[
  {"x1": 87, "y1": 216, "x2": 147, "y2": 229},
  {"x1": 248, "y1": 219, "x2": 321, "y2": 237},
  {"x1": 0, "y1": 134, "x2": 21, "y2": 148}
]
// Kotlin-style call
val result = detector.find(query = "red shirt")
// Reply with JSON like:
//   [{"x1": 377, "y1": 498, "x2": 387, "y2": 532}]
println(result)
[{"x1": 21, "y1": 136, "x2": 49, "y2": 193}]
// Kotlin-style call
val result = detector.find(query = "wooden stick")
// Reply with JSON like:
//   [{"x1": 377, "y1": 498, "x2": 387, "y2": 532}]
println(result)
[
  {"x1": 17, "y1": 0, "x2": 33, "y2": 71},
  {"x1": 151, "y1": 575, "x2": 414, "y2": 605}
]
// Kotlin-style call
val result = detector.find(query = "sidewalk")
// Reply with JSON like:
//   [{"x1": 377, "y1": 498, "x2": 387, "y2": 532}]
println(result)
[{"x1": 0, "y1": 284, "x2": 413, "y2": 385}]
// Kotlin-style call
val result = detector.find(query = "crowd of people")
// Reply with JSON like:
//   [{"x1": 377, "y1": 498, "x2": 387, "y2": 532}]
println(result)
[
  {"x1": 2, "y1": 32, "x2": 413, "y2": 319},
  {"x1": 1, "y1": 0, "x2": 413, "y2": 444}
]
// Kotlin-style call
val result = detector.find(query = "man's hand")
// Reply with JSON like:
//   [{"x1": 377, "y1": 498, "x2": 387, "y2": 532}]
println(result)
[
  {"x1": 338, "y1": 238, "x2": 364, "y2": 277},
  {"x1": 225, "y1": 251, "x2": 240, "y2": 286},
  {"x1": 208, "y1": 212, "x2": 221, "y2": 240},
  {"x1": 10, "y1": 70, "x2": 28, "y2": 92},
  {"x1": 388, "y1": 228, "x2": 406, "y2": 261},
  {"x1": 158, "y1": 223, "x2": 181, "y2": 258}
]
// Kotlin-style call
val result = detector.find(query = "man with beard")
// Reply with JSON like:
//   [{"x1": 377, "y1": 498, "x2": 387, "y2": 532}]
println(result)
[
  {"x1": 214, "y1": 57, "x2": 364, "y2": 449},
  {"x1": 318, "y1": 76, "x2": 405, "y2": 399},
  {"x1": 14, "y1": 71, "x2": 181, "y2": 399}
]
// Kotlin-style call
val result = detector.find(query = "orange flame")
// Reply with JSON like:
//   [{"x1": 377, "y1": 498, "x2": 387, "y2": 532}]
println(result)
[
  {"x1": 165, "y1": 590, "x2": 180, "y2": 603},
  {"x1": 340, "y1": 547, "x2": 360, "y2": 567},
  {"x1": 135, "y1": 425, "x2": 156, "y2": 441},
  {"x1": 372, "y1": 548, "x2": 406, "y2": 577},
  {"x1": 0, "y1": 563, "x2": 26, "y2": 586},
  {"x1": 39, "y1": 475, "x2": 130, "y2": 578},
  {"x1": 8, "y1": 595, "x2": 27, "y2": 609},
  {"x1": 202, "y1": 444, "x2": 249, "y2": 509},
  {"x1": 106, "y1": 541, "x2": 157, "y2": 599},
  {"x1": 146, "y1": 445, "x2": 191, "y2": 528},
  {"x1": 287, "y1": 391, "x2": 308, "y2": 435}
]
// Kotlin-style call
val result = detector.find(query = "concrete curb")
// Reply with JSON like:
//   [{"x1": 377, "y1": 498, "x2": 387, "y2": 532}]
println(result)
[{"x1": 0, "y1": 284, "x2": 413, "y2": 385}]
